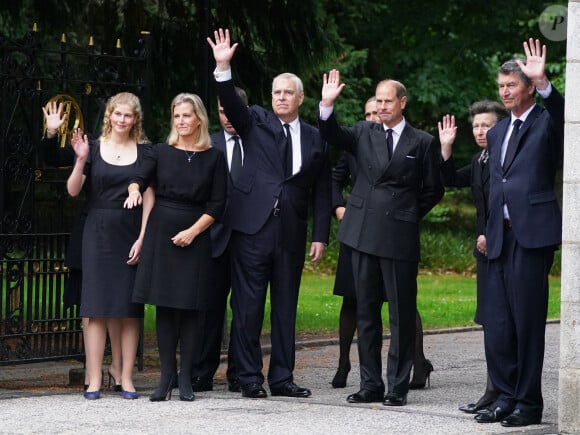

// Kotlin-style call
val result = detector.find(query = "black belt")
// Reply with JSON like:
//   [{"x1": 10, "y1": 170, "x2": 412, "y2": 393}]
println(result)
[
  {"x1": 273, "y1": 207, "x2": 281, "y2": 217},
  {"x1": 504, "y1": 219, "x2": 512, "y2": 228}
]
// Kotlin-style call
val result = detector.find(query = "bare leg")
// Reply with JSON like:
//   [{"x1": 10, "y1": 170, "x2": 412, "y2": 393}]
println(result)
[
  {"x1": 118, "y1": 318, "x2": 140, "y2": 393},
  {"x1": 84, "y1": 317, "x2": 107, "y2": 392},
  {"x1": 332, "y1": 296, "x2": 356, "y2": 388},
  {"x1": 409, "y1": 310, "x2": 434, "y2": 389},
  {"x1": 82, "y1": 317, "x2": 90, "y2": 387},
  {"x1": 107, "y1": 319, "x2": 122, "y2": 390}
]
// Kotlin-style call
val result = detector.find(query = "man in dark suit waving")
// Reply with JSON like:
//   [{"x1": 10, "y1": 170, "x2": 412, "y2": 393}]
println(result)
[
  {"x1": 318, "y1": 70, "x2": 443, "y2": 406},
  {"x1": 475, "y1": 39, "x2": 564, "y2": 427},
  {"x1": 191, "y1": 87, "x2": 248, "y2": 393},
  {"x1": 207, "y1": 29, "x2": 331, "y2": 399}
]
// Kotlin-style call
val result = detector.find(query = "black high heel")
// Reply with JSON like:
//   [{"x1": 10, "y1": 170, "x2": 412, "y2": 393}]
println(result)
[
  {"x1": 331, "y1": 362, "x2": 351, "y2": 388},
  {"x1": 409, "y1": 359, "x2": 434, "y2": 389},
  {"x1": 149, "y1": 374, "x2": 176, "y2": 402},
  {"x1": 178, "y1": 373, "x2": 195, "y2": 402},
  {"x1": 108, "y1": 370, "x2": 122, "y2": 392}
]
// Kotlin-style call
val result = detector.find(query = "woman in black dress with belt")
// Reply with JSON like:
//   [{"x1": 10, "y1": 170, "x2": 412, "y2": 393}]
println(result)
[
  {"x1": 125, "y1": 93, "x2": 227, "y2": 402},
  {"x1": 67, "y1": 93, "x2": 155, "y2": 399}
]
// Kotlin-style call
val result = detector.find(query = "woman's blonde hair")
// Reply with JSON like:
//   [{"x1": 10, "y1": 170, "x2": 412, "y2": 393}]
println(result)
[
  {"x1": 166, "y1": 93, "x2": 211, "y2": 149},
  {"x1": 101, "y1": 92, "x2": 149, "y2": 143}
]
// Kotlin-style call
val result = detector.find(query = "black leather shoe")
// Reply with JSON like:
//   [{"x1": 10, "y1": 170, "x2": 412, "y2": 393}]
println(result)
[
  {"x1": 459, "y1": 392, "x2": 498, "y2": 414},
  {"x1": 346, "y1": 389, "x2": 384, "y2": 403},
  {"x1": 459, "y1": 403, "x2": 480, "y2": 413},
  {"x1": 459, "y1": 400, "x2": 494, "y2": 414},
  {"x1": 228, "y1": 378, "x2": 241, "y2": 393},
  {"x1": 500, "y1": 409, "x2": 542, "y2": 427},
  {"x1": 383, "y1": 392, "x2": 407, "y2": 406},
  {"x1": 474, "y1": 406, "x2": 513, "y2": 423},
  {"x1": 270, "y1": 381, "x2": 311, "y2": 398},
  {"x1": 191, "y1": 376, "x2": 213, "y2": 392},
  {"x1": 241, "y1": 382, "x2": 267, "y2": 399}
]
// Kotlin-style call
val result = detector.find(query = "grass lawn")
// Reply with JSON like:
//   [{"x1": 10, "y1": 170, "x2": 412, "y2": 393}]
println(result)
[{"x1": 143, "y1": 272, "x2": 561, "y2": 335}]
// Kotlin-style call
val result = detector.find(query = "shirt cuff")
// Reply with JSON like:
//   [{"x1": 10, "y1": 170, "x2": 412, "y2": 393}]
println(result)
[
  {"x1": 319, "y1": 102, "x2": 334, "y2": 121},
  {"x1": 536, "y1": 82, "x2": 552, "y2": 99},
  {"x1": 213, "y1": 68, "x2": 232, "y2": 82}
]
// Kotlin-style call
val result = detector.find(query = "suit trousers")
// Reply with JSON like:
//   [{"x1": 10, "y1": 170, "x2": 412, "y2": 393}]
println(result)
[
  {"x1": 351, "y1": 250, "x2": 417, "y2": 395},
  {"x1": 484, "y1": 227, "x2": 554, "y2": 414},
  {"x1": 192, "y1": 247, "x2": 236, "y2": 384},
  {"x1": 230, "y1": 214, "x2": 306, "y2": 387}
]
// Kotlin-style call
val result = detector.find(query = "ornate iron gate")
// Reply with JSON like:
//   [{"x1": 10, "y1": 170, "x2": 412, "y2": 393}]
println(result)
[{"x1": 0, "y1": 25, "x2": 151, "y2": 365}]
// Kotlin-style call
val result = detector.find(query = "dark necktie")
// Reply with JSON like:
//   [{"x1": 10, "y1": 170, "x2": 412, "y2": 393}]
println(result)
[
  {"x1": 230, "y1": 135, "x2": 242, "y2": 182},
  {"x1": 478, "y1": 149, "x2": 489, "y2": 168},
  {"x1": 283, "y1": 123, "x2": 293, "y2": 177},
  {"x1": 503, "y1": 119, "x2": 522, "y2": 169},
  {"x1": 386, "y1": 129, "x2": 394, "y2": 159}
]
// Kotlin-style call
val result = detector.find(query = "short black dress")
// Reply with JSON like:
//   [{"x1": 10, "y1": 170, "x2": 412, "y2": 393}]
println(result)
[
  {"x1": 132, "y1": 144, "x2": 227, "y2": 310},
  {"x1": 80, "y1": 142, "x2": 145, "y2": 318}
]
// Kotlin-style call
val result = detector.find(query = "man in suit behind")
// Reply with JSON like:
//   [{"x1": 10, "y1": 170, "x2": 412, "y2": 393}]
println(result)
[
  {"x1": 474, "y1": 39, "x2": 564, "y2": 427},
  {"x1": 191, "y1": 87, "x2": 248, "y2": 393},
  {"x1": 318, "y1": 70, "x2": 444, "y2": 406},
  {"x1": 207, "y1": 29, "x2": 331, "y2": 399}
]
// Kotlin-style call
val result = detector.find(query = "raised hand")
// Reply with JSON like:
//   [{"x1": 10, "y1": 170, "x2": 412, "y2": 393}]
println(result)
[
  {"x1": 207, "y1": 28, "x2": 238, "y2": 70},
  {"x1": 42, "y1": 101, "x2": 67, "y2": 136},
  {"x1": 517, "y1": 38, "x2": 548, "y2": 88},
  {"x1": 71, "y1": 128, "x2": 89, "y2": 161},
  {"x1": 438, "y1": 114, "x2": 457, "y2": 161},
  {"x1": 321, "y1": 69, "x2": 346, "y2": 107}
]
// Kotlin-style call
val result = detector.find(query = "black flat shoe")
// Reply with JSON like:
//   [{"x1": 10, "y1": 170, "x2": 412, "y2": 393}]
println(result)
[
  {"x1": 383, "y1": 392, "x2": 407, "y2": 406},
  {"x1": 241, "y1": 382, "x2": 267, "y2": 399},
  {"x1": 191, "y1": 376, "x2": 213, "y2": 392},
  {"x1": 270, "y1": 381, "x2": 311, "y2": 398},
  {"x1": 474, "y1": 406, "x2": 513, "y2": 423},
  {"x1": 500, "y1": 409, "x2": 542, "y2": 427},
  {"x1": 346, "y1": 389, "x2": 384, "y2": 403},
  {"x1": 459, "y1": 394, "x2": 497, "y2": 414},
  {"x1": 228, "y1": 378, "x2": 241, "y2": 393}
]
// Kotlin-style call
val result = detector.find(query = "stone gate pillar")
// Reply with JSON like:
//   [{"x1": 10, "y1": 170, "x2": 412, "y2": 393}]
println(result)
[{"x1": 559, "y1": 2, "x2": 580, "y2": 432}]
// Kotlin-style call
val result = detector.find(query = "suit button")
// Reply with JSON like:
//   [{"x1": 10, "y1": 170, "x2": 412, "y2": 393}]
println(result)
[
  {"x1": 392, "y1": 192, "x2": 396, "y2": 197},
  {"x1": 502, "y1": 178, "x2": 507, "y2": 183},
  {"x1": 386, "y1": 211, "x2": 390, "y2": 215}
]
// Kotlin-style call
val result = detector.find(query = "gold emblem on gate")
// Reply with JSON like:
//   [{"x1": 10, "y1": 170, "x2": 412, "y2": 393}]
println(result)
[{"x1": 43, "y1": 94, "x2": 85, "y2": 149}]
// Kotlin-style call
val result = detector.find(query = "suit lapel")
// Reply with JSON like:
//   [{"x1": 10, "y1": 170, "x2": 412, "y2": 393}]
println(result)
[
  {"x1": 299, "y1": 121, "x2": 311, "y2": 172},
  {"x1": 266, "y1": 117, "x2": 287, "y2": 177},
  {"x1": 370, "y1": 126, "x2": 389, "y2": 173},
  {"x1": 503, "y1": 105, "x2": 542, "y2": 171}
]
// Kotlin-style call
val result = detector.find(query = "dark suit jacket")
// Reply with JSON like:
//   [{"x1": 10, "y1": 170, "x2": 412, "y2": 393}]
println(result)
[
  {"x1": 210, "y1": 130, "x2": 234, "y2": 258},
  {"x1": 440, "y1": 151, "x2": 489, "y2": 261},
  {"x1": 216, "y1": 79, "x2": 332, "y2": 252},
  {"x1": 486, "y1": 88, "x2": 564, "y2": 260},
  {"x1": 319, "y1": 115, "x2": 444, "y2": 262},
  {"x1": 332, "y1": 153, "x2": 357, "y2": 210}
]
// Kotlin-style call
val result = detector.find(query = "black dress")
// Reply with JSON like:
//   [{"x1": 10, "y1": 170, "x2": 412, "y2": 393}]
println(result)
[
  {"x1": 132, "y1": 144, "x2": 227, "y2": 310},
  {"x1": 80, "y1": 142, "x2": 145, "y2": 318}
]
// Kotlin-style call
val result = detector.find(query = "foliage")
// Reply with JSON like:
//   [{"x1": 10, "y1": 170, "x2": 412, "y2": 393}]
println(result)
[
  {"x1": 0, "y1": 0, "x2": 567, "y2": 275},
  {"x1": 143, "y1": 272, "x2": 561, "y2": 334}
]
